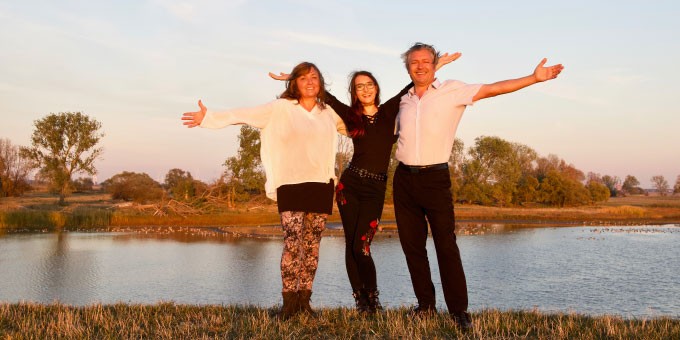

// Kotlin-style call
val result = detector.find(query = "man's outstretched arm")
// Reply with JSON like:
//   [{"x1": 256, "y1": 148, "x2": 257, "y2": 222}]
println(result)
[{"x1": 473, "y1": 58, "x2": 563, "y2": 102}]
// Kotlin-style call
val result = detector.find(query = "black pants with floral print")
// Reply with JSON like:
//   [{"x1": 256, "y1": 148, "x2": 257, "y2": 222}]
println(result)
[
  {"x1": 280, "y1": 211, "x2": 327, "y2": 292},
  {"x1": 336, "y1": 170, "x2": 386, "y2": 291}
]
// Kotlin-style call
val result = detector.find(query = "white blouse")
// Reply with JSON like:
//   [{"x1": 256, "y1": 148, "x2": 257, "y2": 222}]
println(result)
[{"x1": 201, "y1": 98, "x2": 346, "y2": 201}]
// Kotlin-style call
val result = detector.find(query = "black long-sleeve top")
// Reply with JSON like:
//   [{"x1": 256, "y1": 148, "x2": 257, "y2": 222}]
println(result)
[{"x1": 325, "y1": 83, "x2": 412, "y2": 174}]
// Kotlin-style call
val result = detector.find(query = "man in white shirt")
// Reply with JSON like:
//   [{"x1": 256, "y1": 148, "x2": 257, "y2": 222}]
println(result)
[{"x1": 394, "y1": 42, "x2": 563, "y2": 330}]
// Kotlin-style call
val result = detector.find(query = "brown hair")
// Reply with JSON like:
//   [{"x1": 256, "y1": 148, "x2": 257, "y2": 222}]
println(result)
[
  {"x1": 346, "y1": 71, "x2": 381, "y2": 137},
  {"x1": 279, "y1": 62, "x2": 326, "y2": 109}
]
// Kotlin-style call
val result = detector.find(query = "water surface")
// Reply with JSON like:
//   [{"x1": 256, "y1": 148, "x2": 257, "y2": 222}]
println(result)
[{"x1": 1, "y1": 224, "x2": 678, "y2": 318}]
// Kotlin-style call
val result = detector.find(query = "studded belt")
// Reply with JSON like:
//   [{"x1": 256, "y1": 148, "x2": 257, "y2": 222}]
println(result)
[{"x1": 347, "y1": 164, "x2": 388, "y2": 182}]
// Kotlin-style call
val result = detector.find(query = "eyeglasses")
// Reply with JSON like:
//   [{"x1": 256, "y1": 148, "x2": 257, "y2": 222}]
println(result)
[{"x1": 355, "y1": 82, "x2": 375, "y2": 91}]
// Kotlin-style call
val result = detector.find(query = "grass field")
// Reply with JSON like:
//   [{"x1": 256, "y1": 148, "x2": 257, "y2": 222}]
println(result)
[{"x1": 1, "y1": 303, "x2": 678, "y2": 339}]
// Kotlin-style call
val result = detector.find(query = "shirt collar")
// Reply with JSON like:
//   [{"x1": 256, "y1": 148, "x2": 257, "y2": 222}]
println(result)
[{"x1": 408, "y1": 79, "x2": 441, "y2": 97}]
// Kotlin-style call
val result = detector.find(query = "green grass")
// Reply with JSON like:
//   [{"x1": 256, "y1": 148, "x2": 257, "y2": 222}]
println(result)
[
  {"x1": 0, "y1": 208, "x2": 112, "y2": 231},
  {"x1": 0, "y1": 209, "x2": 282, "y2": 231},
  {"x1": 0, "y1": 303, "x2": 677, "y2": 339}
]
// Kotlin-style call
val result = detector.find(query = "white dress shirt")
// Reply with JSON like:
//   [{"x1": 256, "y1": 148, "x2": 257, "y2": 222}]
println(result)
[
  {"x1": 201, "y1": 99, "x2": 346, "y2": 201},
  {"x1": 395, "y1": 79, "x2": 482, "y2": 166}
]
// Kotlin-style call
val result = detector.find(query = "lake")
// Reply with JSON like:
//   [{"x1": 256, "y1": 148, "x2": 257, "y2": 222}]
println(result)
[{"x1": 1, "y1": 224, "x2": 678, "y2": 318}]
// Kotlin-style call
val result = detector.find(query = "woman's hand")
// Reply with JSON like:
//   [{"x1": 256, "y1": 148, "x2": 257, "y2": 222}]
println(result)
[
  {"x1": 268, "y1": 72, "x2": 290, "y2": 81},
  {"x1": 182, "y1": 100, "x2": 207, "y2": 128},
  {"x1": 436, "y1": 52, "x2": 461, "y2": 71}
]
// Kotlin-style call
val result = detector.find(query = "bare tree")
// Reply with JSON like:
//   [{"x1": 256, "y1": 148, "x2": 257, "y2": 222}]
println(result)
[
  {"x1": 601, "y1": 175, "x2": 621, "y2": 197},
  {"x1": 0, "y1": 138, "x2": 33, "y2": 197},
  {"x1": 336, "y1": 134, "x2": 354, "y2": 176},
  {"x1": 651, "y1": 175, "x2": 670, "y2": 196}
]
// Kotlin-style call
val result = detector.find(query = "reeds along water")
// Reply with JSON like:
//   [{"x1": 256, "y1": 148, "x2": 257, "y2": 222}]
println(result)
[
  {"x1": 0, "y1": 208, "x2": 112, "y2": 230},
  {"x1": 0, "y1": 207, "x2": 285, "y2": 231}
]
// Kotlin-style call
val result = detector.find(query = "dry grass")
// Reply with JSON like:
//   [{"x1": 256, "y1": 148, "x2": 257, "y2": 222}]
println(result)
[
  {"x1": 0, "y1": 303, "x2": 677, "y2": 339},
  {"x1": 604, "y1": 195, "x2": 680, "y2": 208},
  {"x1": 451, "y1": 200, "x2": 680, "y2": 224}
]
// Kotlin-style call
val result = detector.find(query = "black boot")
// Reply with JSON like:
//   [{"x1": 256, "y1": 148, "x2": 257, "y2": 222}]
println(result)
[
  {"x1": 277, "y1": 291, "x2": 298, "y2": 320},
  {"x1": 298, "y1": 290, "x2": 315, "y2": 316},
  {"x1": 366, "y1": 288, "x2": 383, "y2": 314},
  {"x1": 352, "y1": 289, "x2": 369, "y2": 313},
  {"x1": 450, "y1": 311, "x2": 473, "y2": 331}
]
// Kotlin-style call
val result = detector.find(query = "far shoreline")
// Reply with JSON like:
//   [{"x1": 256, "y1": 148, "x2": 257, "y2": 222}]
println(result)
[
  {"x1": 2, "y1": 193, "x2": 680, "y2": 236},
  {"x1": 9, "y1": 219, "x2": 673, "y2": 240}
]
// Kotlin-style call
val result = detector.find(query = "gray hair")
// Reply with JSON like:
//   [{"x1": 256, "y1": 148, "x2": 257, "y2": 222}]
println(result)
[{"x1": 401, "y1": 42, "x2": 440, "y2": 70}]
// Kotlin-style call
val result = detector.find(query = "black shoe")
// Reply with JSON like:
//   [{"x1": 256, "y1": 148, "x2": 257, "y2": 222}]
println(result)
[
  {"x1": 450, "y1": 311, "x2": 473, "y2": 331},
  {"x1": 407, "y1": 304, "x2": 436, "y2": 317},
  {"x1": 352, "y1": 289, "x2": 370, "y2": 313},
  {"x1": 366, "y1": 289, "x2": 383, "y2": 314}
]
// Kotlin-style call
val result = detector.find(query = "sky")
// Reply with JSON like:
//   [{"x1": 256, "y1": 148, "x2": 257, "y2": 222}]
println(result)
[{"x1": 1, "y1": 0, "x2": 679, "y2": 188}]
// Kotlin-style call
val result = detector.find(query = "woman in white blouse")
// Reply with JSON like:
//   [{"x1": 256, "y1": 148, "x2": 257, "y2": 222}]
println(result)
[{"x1": 182, "y1": 62, "x2": 345, "y2": 319}]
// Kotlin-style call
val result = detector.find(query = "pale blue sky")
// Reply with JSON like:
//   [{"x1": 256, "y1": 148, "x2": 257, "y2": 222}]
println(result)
[{"x1": 1, "y1": 0, "x2": 678, "y2": 188}]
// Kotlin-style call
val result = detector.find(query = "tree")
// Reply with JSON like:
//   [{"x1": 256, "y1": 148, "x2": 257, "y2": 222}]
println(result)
[
  {"x1": 651, "y1": 175, "x2": 670, "y2": 196},
  {"x1": 102, "y1": 171, "x2": 164, "y2": 203},
  {"x1": 513, "y1": 142, "x2": 538, "y2": 175},
  {"x1": 674, "y1": 175, "x2": 680, "y2": 195},
  {"x1": 534, "y1": 154, "x2": 584, "y2": 183},
  {"x1": 336, "y1": 134, "x2": 353, "y2": 176},
  {"x1": 21, "y1": 112, "x2": 103, "y2": 204},
  {"x1": 538, "y1": 170, "x2": 590, "y2": 207},
  {"x1": 601, "y1": 175, "x2": 621, "y2": 197},
  {"x1": 0, "y1": 138, "x2": 33, "y2": 197},
  {"x1": 586, "y1": 180, "x2": 610, "y2": 204},
  {"x1": 515, "y1": 175, "x2": 539, "y2": 205},
  {"x1": 72, "y1": 177, "x2": 94, "y2": 192},
  {"x1": 164, "y1": 168, "x2": 196, "y2": 200},
  {"x1": 537, "y1": 170, "x2": 566, "y2": 206},
  {"x1": 384, "y1": 144, "x2": 398, "y2": 202},
  {"x1": 459, "y1": 159, "x2": 493, "y2": 205},
  {"x1": 621, "y1": 175, "x2": 643, "y2": 195},
  {"x1": 224, "y1": 125, "x2": 265, "y2": 201},
  {"x1": 586, "y1": 172, "x2": 603, "y2": 184},
  {"x1": 448, "y1": 138, "x2": 465, "y2": 201},
  {"x1": 465, "y1": 136, "x2": 523, "y2": 206},
  {"x1": 510, "y1": 142, "x2": 538, "y2": 205}
]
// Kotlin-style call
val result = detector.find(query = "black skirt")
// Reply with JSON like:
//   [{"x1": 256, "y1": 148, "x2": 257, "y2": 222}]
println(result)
[{"x1": 276, "y1": 180, "x2": 335, "y2": 214}]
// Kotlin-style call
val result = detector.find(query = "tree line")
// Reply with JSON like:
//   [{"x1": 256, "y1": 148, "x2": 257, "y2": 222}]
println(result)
[{"x1": 2, "y1": 112, "x2": 679, "y2": 206}]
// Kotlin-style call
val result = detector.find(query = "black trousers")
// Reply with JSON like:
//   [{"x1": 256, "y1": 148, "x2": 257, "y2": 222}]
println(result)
[
  {"x1": 336, "y1": 169, "x2": 387, "y2": 291},
  {"x1": 393, "y1": 163, "x2": 468, "y2": 313}
]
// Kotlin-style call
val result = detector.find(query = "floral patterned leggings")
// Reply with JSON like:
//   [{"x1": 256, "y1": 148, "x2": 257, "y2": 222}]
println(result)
[{"x1": 280, "y1": 211, "x2": 327, "y2": 292}]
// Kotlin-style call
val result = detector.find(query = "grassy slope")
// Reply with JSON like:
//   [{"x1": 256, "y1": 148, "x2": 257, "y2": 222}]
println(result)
[{"x1": 1, "y1": 303, "x2": 678, "y2": 339}]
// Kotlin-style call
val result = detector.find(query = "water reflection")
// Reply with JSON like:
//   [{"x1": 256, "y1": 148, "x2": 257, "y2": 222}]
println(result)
[{"x1": 0, "y1": 224, "x2": 678, "y2": 318}]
